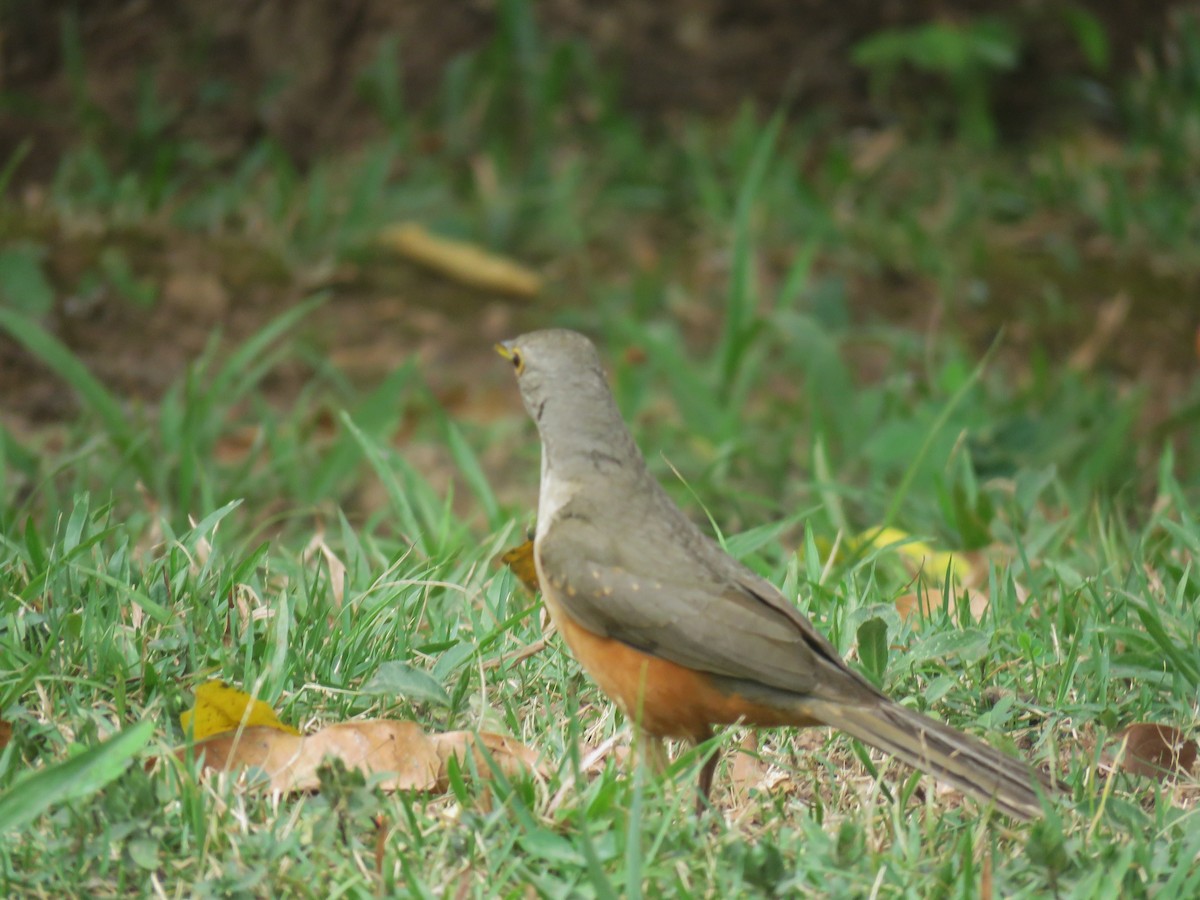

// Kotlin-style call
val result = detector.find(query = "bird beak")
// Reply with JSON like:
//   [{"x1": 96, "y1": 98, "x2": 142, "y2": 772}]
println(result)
[{"x1": 494, "y1": 341, "x2": 515, "y2": 361}]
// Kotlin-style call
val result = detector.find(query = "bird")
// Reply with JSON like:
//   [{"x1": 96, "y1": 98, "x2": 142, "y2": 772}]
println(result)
[{"x1": 497, "y1": 328, "x2": 1050, "y2": 819}]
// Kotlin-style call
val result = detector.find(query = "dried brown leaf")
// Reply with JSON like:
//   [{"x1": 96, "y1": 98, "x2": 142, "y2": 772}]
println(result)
[
  {"x1": 187, "y1": 721, "x2": 439, "y2": 792},
  {"x1": 379, "y1": 223, "x2": 541, "y2": 297},
  {"x1": 728, "y1": 732, "x2": 770, "y2": 811},
  {"x1": 429, "y1": 730, "x2": 547, "y2": 789},
  {"x1": 1107, "y1": 723, "x2": 1198, "y2": 780},
  {"x1": 184, "y1": 720, "x2": 541, "y2": 794},
  {"x1": 304, "y1": 531, "x2": 348, "y2": 609},
  {"x1": 186, "y1": 513, "x2": 213, "y2": 569}
]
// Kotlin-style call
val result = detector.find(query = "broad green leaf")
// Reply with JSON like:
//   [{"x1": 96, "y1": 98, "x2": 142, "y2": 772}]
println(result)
[
  {"x1": 0, "y1": 719, "x2": 154, "y2": 834},
  {"x1": 362, "y1": 660, "x2": 451, "y2": 707}
]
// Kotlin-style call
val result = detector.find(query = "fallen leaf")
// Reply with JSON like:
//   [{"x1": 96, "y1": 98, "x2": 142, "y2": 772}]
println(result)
[
  {"x1": 303, "y1": 530, "x2": 348, "y2": 609},
  {"x1": 728, "y1": 732, "x2": 769, "y2": 809},
  {"x1": 379, "y1": 223, "x2": 541, "y2": 297},
  {"x1": 856, "y1": 526, "x2": 974, "y2": 585},
  {"x1": 180, "y1": 681, "x2": 300, "y2": 740},
  {"x1": 362, "y1": 660, "x2": 451, "y2": 707},
  {"x1": 223, "y1": 583, "x2": 272, "y2": 649},
  {"x1": 184, "y1": 720, "x2": 540, "y2": 793},
  {"x1": 186, "y1": 514, "x2": 213, "y2": 569},
  {"x1": 0, "y1": 716, "x2": 11, "y2": 750},
  {"x1": 132, "y1": 482, "x2": 163, "y2": 565},
  {"x1": 188, "y1": 721, "x2": 436, "y2": 792},
  {"x1": 429, "y1": 730, "x2": 544, "y2": 789},
  {"x1": 1106, "y1": 723, "x2": 1198, "y2": 780},
  {"x1": 500, "y1": 539, "x2": 541, "y2": 594}
]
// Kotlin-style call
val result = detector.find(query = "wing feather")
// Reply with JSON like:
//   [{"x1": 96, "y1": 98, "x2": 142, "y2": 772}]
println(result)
[{"x1": 536, "y1": 511, "x2": 879, "y2": 707}]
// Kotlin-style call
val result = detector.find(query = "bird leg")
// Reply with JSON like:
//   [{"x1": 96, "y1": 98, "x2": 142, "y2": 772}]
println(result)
[
  {"x1": 636, "y1": 726, "x2": 720, "y2": 816},
  {"x1": 635, "y1": 727, "x2": 669, "y2": 775},
  {"x1": 696, "y1": 748, "x2": 720, "y2": 816},
  {"x1": 688, "y1": 725, "x2": 719, "y2": 816}
]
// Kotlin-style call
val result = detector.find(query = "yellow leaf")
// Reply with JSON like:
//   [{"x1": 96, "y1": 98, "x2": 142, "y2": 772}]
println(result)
[
  {"x1": 379, "y1": 223, "x2": 541, "y2": 297},
  {"x1": 180, "y1": 680, "x2": 300, "y2": 740},
  {"x1": 856, "y1": 526, "x2": 973, "y2": 585},
  {"x1": 500, "y1": 539, "x2": 541, "y2": 595}
]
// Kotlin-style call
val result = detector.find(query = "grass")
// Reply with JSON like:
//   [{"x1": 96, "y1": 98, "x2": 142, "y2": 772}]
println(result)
[{"x1": 3, "y1": 5, "x2": 1200, "y2": 897}]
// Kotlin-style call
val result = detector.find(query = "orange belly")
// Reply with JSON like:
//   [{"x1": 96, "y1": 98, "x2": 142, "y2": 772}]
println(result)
[{"x1": 543, "y1": 589, "x2": 814, "y2": 742}]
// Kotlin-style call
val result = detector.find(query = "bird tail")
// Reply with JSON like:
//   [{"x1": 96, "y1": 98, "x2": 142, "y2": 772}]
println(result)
[{"x1": 802, "y1": 697, "x2": 1051, "y2": 820}]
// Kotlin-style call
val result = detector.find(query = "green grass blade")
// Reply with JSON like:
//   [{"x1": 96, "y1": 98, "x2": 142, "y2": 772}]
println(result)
[
  {"x1": 0, "y1": 138, "x2": 32, "y2": 196},
  {"x1": 195, "y1": 294, "x2": 325, "y2": 432},
  {"x1": 717, "y1": 110, "x2": 784, "y2": 397},
  {"x1": 307, "y1": 362, "x2": 416, "y2": 502},
  {"x1": 0, "y1": 719, "x2": 154, "y2": 834},
  {"x1": 341, "y1": 412, "x2": 426, "y2": 554},
  {"x1": 877, "y1": 334, "x2": 1000, "y2": 534},
  {"x1": 0, "y1": 307, "x2": 150, "y2": 481},
  {"x1": 437, "y1": 412, "x2": 501, "y2": 529},
  {"x1": 1126, "y1": 589, "x2": 1200, "y2": 687}
]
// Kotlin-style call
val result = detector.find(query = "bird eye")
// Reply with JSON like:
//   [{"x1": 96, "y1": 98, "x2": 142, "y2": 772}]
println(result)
[{"x1": 510, "y1": 349, "x2": 525, "y2": 375}]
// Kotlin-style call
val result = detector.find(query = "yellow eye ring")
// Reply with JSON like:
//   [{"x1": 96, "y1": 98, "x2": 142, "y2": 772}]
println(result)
[{"x1": 495, "y1": 342, "x2": 526, "y2": 375}]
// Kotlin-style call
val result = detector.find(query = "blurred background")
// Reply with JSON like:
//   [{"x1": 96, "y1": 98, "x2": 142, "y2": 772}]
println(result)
[{"x1": 1, "y1": 0, "x2": 1197, "y2": 525}]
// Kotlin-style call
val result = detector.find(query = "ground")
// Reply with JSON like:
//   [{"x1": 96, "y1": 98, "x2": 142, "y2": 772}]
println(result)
[{"x1": 1, "y1": 2, "x2": 1196, "y2": 439}]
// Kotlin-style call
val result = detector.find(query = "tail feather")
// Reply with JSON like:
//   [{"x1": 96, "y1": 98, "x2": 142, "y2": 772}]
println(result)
[{"x1": 803, "y1": 697, "x2": 1051, "y2": 820}]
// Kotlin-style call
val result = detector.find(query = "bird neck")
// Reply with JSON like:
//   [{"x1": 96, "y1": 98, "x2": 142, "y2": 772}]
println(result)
[{"x1": 533, "y1": 390, "x2": 649, "y2": 507}]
